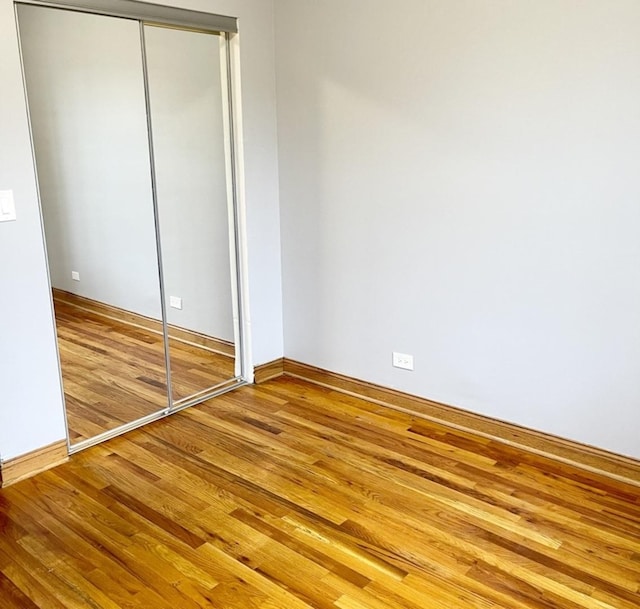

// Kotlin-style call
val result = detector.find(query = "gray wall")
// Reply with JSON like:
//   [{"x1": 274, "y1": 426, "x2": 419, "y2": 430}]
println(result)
[
  {"x1": 145, "y1": 25, "x2": 234, "y2": 341},
  {"x1": 19, "y1": 6, "x2": 163, "y2": 320},
  {"x1": 0, "y1": 0, "x2": 283, "y2": 461},
  {"x1": 0, "y1": 0, "x2": 67, "y2": 460},
  {"x1": 275, "y1": 0, "x2": 640, "y2": 458}
]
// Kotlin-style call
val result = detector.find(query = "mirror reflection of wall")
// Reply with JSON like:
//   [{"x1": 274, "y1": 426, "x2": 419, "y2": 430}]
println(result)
[
  {"x1": 144, "y1": 25, "x2": 237, "y2": 402},
  {"x1": 17, "y1": 2, "x2": 242, "y2": 449}
]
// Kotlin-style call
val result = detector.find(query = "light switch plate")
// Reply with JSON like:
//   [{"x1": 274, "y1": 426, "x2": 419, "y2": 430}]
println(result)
[{"x1": 0, "y1": 190, "x2": 17, "y2": 222}]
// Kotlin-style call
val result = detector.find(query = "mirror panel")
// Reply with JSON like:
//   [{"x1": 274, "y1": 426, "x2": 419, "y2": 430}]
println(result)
[
  {"x1": 143, "y1": 24, "x2": 237, "y2": 403},
  {"x1": 18, "y1": 5, "x2": 169, "y2": 444}
]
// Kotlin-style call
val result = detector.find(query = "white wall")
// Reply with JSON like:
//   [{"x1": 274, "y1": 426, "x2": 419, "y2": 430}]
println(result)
[
  {"x1": 19, "y1": 6, "x2": 163, "y2": 320},
  {"x1": 145, "y1": 25, "x2": 234, "y2": 341},
  {"x1": 0, "y1": 0, "x2": 67, "y2": 461},
  {"x1": 0, "y1": 0, "x2": 282, "y2": 461},
  {"x1": 275, "y1": 0, "x2": 640, "y2": 459}
]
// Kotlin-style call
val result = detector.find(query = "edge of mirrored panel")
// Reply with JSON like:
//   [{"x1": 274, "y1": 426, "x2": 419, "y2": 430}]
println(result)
[
  {"x1": 170, "y1": 376, "x2": 245, "y2": 413},
  {"x1": 15, "y1": 0, "x2": 237, "y2": 33},
  {"x1": 137, "y1": 18, "x2": 176, "y2": 409},
  {"x1": 69, "y1": 377, "x2": 247, "y2": 454}
]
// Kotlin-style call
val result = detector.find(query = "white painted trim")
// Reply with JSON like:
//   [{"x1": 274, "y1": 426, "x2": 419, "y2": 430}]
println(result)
[{"x1": 221, "y1": 31, "x2": 253, "y2": 383}]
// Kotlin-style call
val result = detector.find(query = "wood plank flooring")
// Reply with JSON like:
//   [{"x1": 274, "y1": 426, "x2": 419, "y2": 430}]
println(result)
[
  {"x1": 1, "y1": 377, "x2": 639, "y2": 608},
  {"x1": 54, "y1": 297, "x2": 235, "y2": 443}
]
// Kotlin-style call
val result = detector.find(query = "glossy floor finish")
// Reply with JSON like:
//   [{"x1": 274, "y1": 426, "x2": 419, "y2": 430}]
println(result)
[
  {"x1": 1, "y1": 377, "x2": 639, "y2": 608},
  {"x1": 54, "y1": 297, "x2": 235, "y2": 443}
]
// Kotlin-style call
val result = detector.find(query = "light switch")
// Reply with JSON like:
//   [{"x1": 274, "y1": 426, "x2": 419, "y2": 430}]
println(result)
[{"x1": 0, "y1": 190, "x2": 17, "y2": 222}]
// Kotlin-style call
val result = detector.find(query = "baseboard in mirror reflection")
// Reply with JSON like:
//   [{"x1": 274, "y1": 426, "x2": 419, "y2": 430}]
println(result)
[
  {"x1": 52, "y1": 289, "x2": 234, "y2": 357},
  {"x1": 52, "y1": 289, "x2": 238, "y2": 443}
]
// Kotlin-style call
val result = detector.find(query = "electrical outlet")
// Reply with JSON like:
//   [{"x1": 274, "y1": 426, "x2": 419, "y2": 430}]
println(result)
[
  {"x1": 71, "y1": 271, "x2": 80, "y2": 281},
  {"x1": 392, "y1": 352, "x2": 414, "y2": 371},
  {"x1": 169, "y1": 296, "x2": 182, "y2": 310}
]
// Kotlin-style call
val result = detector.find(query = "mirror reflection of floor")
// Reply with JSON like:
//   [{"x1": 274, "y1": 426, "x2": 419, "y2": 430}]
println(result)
[
  {"x1": 53, "y1": 292, "x2": 236, "y2": 445},
  {"x1": 168, "y1": 336, "x2": 237, "y2": 402}
]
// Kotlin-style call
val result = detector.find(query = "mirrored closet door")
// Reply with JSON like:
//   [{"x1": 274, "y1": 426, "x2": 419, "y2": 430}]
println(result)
[
  {"x1": 16, "y1": 0, "x2": 246, "y2": 453},
  {"x1": 143, "y1": 24, "x2": 238, "y2": 405}
]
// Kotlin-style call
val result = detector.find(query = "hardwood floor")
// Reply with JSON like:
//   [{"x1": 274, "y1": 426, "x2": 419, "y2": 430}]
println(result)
[
  {"x1": 54, "y1": 296, "x2": 236, "y2": 443},
  {"x1": 1, "y1": 376, "x2": 639, "y2": 608}
]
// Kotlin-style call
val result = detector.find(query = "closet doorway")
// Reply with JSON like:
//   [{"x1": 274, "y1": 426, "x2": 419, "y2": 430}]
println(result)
[{"x1": 16, "y1": 0, "x2": 250, "y2": 453}]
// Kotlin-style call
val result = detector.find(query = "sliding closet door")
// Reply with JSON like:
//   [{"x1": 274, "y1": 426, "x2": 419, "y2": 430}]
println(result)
[
  {"x1": 18, "y1": 5, "x2": 168, "y2": 444},
  {"x1": 142, "y1": 25, "x2": 238, "y2": 404}
]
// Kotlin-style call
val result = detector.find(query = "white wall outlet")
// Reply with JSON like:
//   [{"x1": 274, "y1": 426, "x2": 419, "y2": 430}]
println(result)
[
  {"x1": 0, "y1": 190, "x2": 17, "y2": 222},
  {"x1": 392, "y1": 352, "x2": 414, "y2": 371},
  {"x1": 71, "y1": 271, "x2": 80, "y2": 281},
  {"x1": 169, "y1": 295, "x2": 182, "y2": 310}
]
